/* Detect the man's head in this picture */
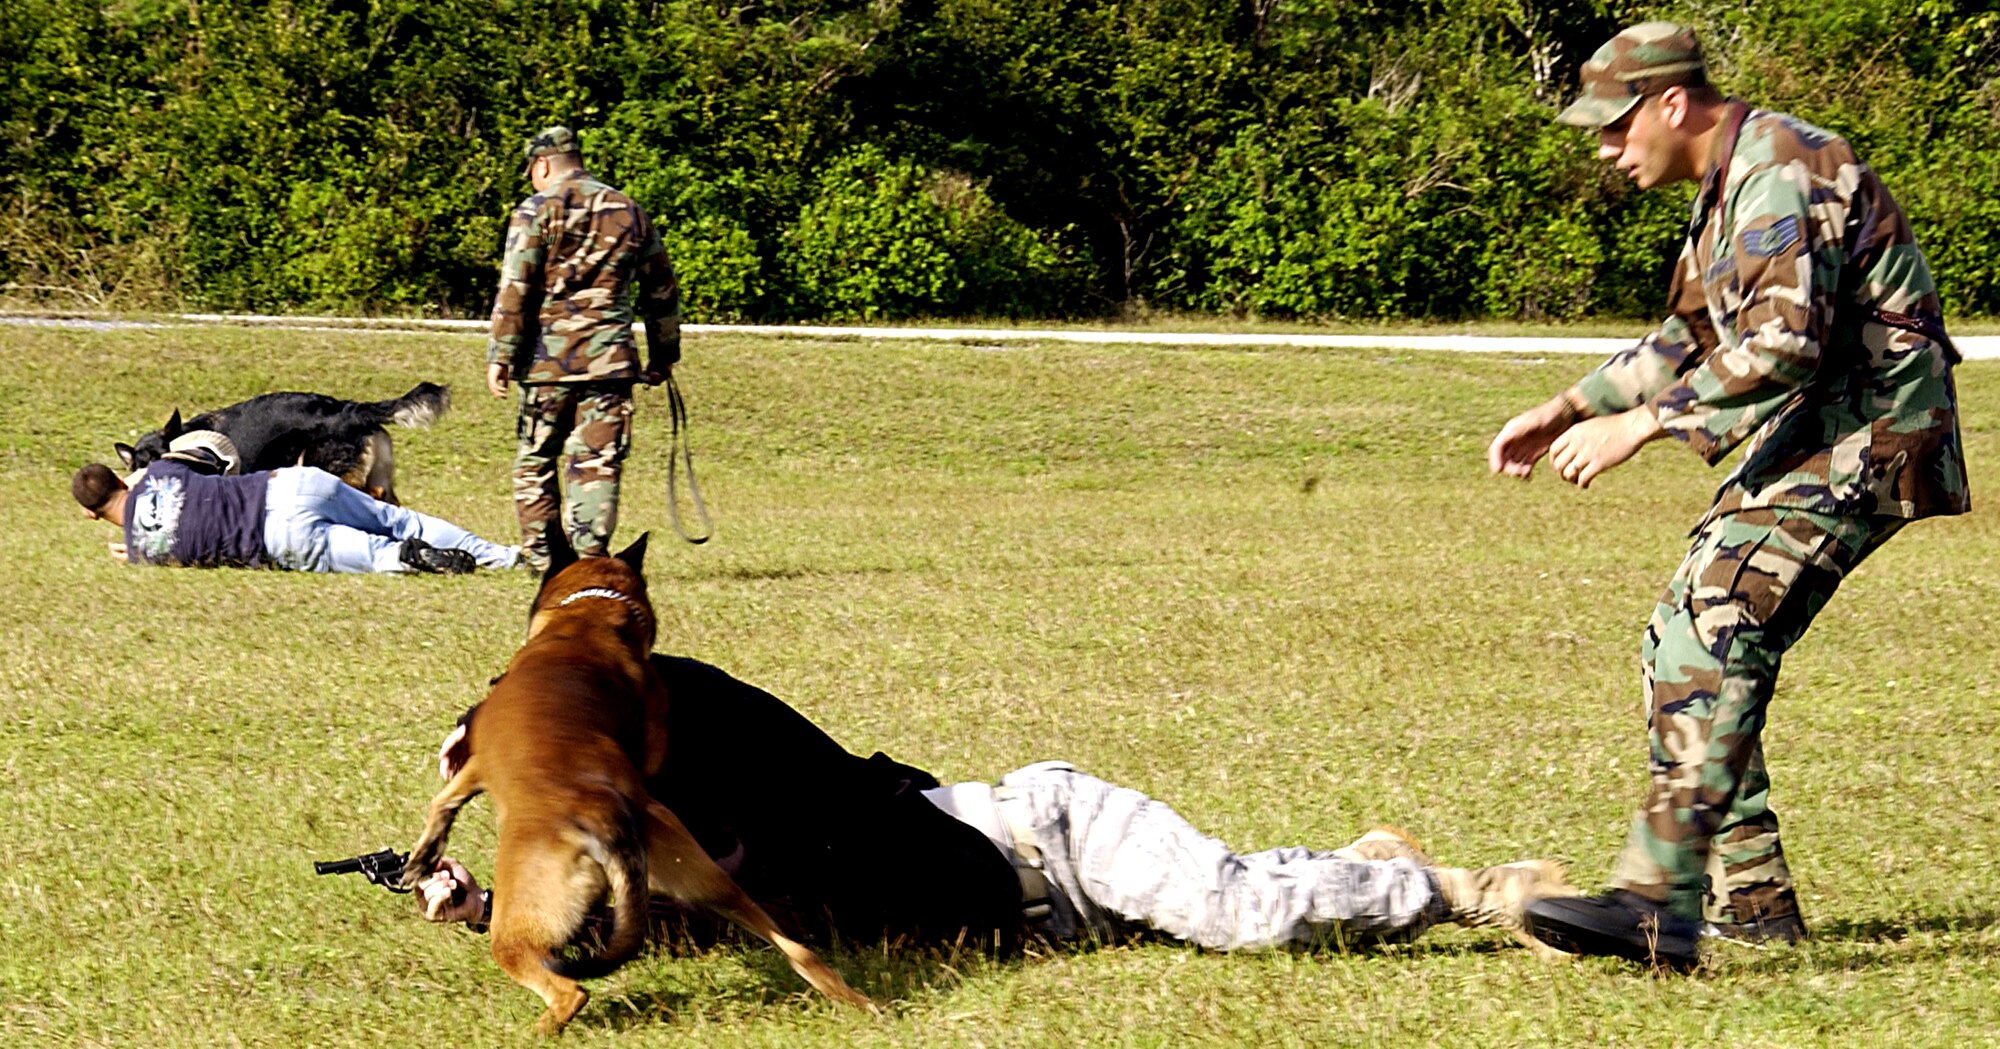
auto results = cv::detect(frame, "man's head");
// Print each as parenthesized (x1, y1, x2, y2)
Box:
(73, 463, 128, 523)
(1558, 22, 1725, 189)
(522, 126, 583, 192)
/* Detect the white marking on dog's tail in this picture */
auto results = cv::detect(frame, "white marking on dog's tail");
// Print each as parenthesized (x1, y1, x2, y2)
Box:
(389, 382, 452, 429)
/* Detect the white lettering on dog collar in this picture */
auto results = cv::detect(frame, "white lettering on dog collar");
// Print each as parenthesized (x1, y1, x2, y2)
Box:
(559, 587, 632, 608)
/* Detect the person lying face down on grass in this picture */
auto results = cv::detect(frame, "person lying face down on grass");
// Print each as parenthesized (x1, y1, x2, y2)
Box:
(410, 654, 1578, 954)
(72, 430, 519, 574)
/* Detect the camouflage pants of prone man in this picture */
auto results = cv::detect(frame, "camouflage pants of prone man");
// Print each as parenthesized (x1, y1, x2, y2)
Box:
(513, 381, 634, 569)
(1606, 506, 1904, 926)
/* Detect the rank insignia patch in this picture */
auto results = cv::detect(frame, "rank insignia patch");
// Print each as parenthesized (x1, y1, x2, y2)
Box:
(1743, 215, 1801, 258)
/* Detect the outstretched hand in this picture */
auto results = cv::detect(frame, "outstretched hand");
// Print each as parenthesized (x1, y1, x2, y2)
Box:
(1487, 395, 1581, 480)
(1547, 406, 1663, 488)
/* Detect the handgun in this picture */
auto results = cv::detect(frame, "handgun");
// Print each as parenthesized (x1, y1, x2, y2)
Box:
(312, 848, 413, 894)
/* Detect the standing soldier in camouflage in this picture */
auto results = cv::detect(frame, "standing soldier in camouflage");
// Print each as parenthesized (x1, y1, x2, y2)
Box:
(1486, 23, 1968, 968)
(486, 126, 681, 569)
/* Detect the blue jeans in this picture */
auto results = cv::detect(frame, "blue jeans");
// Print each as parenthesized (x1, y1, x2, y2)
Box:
(260, 467, 518, 573)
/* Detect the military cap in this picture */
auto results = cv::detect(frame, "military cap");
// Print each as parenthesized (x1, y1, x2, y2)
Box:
(522, 126, 581, 171)
(1557, 22, 1708, 128)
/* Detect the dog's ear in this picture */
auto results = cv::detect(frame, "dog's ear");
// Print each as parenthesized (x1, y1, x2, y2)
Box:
(162, 409, 183, 440)
(614, 532, 649, 574)
(114, 443, 135, 469)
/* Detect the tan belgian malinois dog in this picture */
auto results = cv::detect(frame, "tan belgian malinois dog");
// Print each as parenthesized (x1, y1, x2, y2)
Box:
(399, 530, 875, 1033)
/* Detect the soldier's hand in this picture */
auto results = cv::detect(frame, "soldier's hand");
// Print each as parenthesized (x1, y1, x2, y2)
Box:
(486, 362, 511, 399)
(1488, 395, 1581, 480)
(106, 541, 129, 562)
(640, 368, 666, 388)
(1547, 406, 1663, 488)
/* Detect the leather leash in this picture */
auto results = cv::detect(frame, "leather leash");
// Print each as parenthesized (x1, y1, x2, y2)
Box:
(664, 370, 713, 544)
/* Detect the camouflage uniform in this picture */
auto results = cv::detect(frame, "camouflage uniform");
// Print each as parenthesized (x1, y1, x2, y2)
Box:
(1554, 27, 1969, 926)
(487, 126, 681, 565)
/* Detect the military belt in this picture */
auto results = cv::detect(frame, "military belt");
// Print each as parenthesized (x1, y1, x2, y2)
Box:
(992, 787, 1055, 924)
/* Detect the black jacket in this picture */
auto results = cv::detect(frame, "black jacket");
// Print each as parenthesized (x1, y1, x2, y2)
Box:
(642, 656, 1022, 947)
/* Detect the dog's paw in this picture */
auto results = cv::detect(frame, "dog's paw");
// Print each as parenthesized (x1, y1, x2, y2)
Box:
(534, 987, 589, 1036)
(398, 847, 438, 891)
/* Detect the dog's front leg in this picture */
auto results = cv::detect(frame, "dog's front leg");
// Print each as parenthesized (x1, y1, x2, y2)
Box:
(399, 756, 485, 889)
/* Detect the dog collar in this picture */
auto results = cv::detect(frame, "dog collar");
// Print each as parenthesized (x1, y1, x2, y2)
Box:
(550, 586, 654, 635)
(559, 587, 635, 609)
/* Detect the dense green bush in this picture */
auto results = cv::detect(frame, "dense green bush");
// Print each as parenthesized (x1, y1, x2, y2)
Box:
(1169, 119, 1433, 320)
(1905, 150, 2000, 317)
(0, 0, 1993, 320)
(594, 146, 766, 322)
(784, 145, 1077, 319)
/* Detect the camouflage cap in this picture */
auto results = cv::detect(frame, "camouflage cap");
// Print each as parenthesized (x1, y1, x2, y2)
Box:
(522, 126, 580, 171)
(1556, 22, 1708, 128)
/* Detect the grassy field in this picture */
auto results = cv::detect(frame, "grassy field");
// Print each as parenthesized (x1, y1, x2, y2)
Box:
(3, 324, 1998, 1047)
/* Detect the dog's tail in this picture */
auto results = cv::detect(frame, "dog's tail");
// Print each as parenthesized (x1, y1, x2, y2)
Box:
(364, 382, 452, 429)
(548, 797, 650, 980)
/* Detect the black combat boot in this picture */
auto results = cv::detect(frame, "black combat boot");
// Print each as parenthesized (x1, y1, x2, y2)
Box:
(1523, 889, 1700, 970)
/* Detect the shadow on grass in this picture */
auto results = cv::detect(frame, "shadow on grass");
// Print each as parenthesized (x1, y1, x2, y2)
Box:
(1814, 910, 2000, 942)
(569, 925, 1516, 1031)
(576, 936, 1022, 1031)
(705, 563, 905, 583)
(1695, 911, 2000, 979)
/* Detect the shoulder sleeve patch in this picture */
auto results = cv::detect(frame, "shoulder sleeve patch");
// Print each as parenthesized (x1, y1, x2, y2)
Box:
(1742, 214, 1801, 258)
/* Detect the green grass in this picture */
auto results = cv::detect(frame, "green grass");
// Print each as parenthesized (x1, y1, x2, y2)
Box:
(3, 325, 1998, 1046)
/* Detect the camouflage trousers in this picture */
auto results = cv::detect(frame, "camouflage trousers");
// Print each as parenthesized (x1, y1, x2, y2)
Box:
(1608, 507, 1902, 924)
(991, 762, 1444, 948)
(513, 381, 634, 568)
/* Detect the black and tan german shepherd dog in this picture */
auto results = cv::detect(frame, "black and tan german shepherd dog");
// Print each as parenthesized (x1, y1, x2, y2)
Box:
(114, 382, 450, 504)
(399, 529, 876, 1033)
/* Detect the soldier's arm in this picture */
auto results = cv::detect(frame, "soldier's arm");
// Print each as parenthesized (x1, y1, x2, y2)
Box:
(1645, 162, 1838, 464)
(1567, 238, 1714, 419)
(635, 212, 681, 372)
(486, 203, 548, 370)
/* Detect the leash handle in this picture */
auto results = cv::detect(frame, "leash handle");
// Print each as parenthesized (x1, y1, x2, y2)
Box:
(664, 370, 713, 545)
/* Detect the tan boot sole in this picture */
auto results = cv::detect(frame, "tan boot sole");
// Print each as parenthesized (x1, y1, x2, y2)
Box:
(1334, 825, 1434, 866)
